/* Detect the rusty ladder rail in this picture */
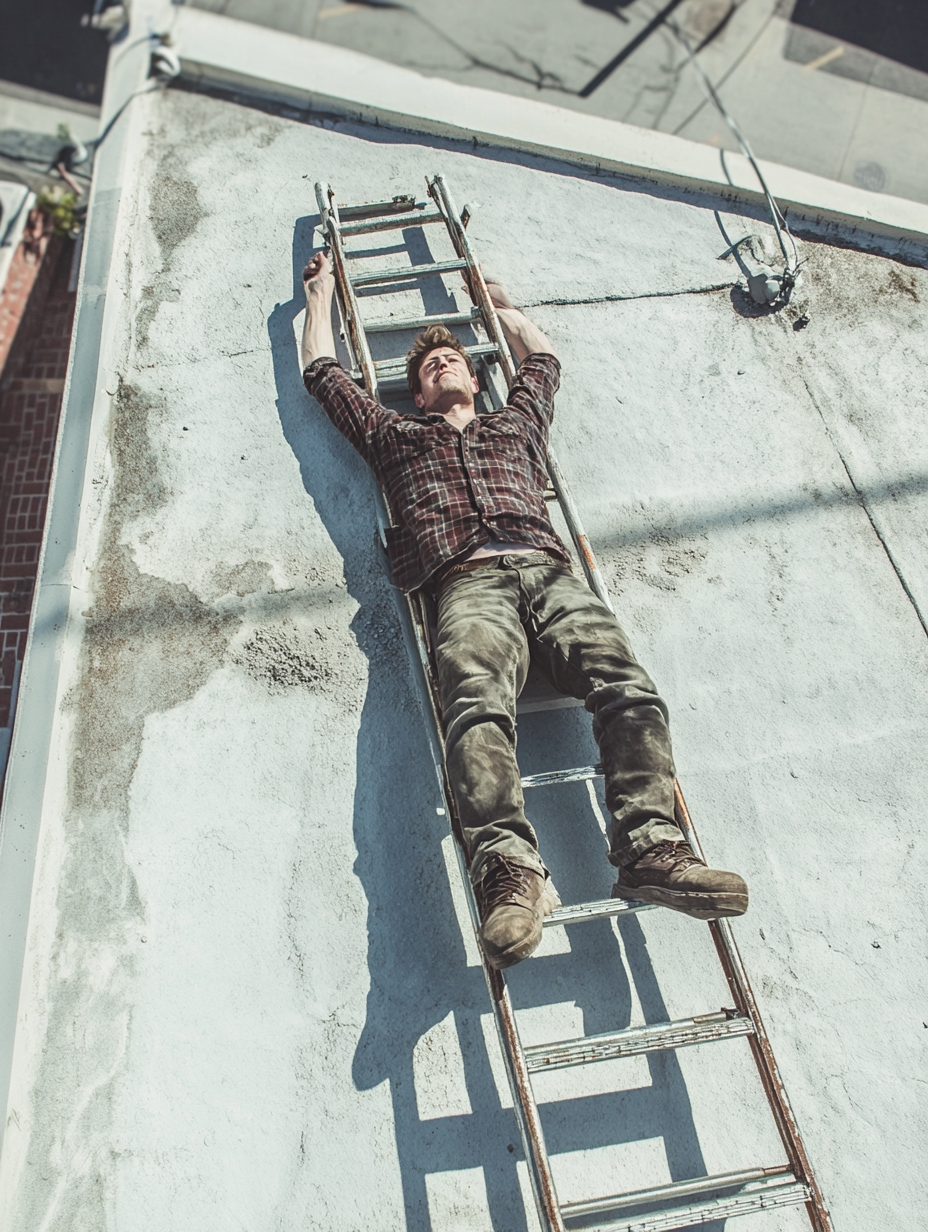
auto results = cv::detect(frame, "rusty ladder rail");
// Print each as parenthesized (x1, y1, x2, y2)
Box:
(313, 174, 834, 1232)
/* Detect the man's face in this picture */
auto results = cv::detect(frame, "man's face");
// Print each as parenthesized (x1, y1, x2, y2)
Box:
(414, 346, 479, 412)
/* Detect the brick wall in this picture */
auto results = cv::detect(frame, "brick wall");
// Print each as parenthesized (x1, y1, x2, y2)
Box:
(0, 235, 77, 770)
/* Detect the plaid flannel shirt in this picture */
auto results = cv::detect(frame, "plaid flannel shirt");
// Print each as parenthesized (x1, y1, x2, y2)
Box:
(303, 352, 571, 592)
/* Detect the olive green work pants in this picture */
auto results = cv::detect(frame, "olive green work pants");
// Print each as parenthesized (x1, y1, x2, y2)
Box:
(434, 553, 684, 884)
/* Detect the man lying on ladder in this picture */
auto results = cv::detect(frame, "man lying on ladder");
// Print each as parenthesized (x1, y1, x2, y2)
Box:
(302, 251, 748, 970)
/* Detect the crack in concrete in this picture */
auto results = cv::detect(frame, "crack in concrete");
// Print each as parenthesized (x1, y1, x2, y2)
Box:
(800, 373, 928, 641)
(522, 280, 734, 309)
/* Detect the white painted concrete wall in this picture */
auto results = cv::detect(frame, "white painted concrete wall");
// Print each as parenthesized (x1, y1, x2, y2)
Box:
(0, 79, 926, 1232)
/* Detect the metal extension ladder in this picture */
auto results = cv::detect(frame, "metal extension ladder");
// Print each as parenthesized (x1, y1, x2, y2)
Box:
(313, 174, 834, 1232)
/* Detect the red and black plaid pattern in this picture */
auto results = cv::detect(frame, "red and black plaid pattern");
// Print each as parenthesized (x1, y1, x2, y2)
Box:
(304, 353, 571, 592)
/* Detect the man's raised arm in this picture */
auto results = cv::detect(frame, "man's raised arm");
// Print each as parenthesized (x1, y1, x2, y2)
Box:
(301, 251, 337, 369)
(478, 275, 558, 363)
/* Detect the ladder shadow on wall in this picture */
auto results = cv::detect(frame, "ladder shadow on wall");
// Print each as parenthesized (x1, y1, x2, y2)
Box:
(268, 214, 724, 1232)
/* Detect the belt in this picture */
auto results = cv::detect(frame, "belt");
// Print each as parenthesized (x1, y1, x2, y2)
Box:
(434, 550, 555, 589)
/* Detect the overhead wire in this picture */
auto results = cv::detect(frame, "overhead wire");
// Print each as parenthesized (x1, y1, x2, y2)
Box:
(663, 7, 801, 299)
(671, 2, 777, 136)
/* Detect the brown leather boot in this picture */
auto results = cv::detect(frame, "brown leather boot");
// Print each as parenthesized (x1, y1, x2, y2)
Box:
(614, 840, 748, 920)
(473, 856, 561, 969)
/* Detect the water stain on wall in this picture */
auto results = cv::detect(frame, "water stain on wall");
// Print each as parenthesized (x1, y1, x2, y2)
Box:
(135, 145, 206, 351)
(11, 372, 238, 1229)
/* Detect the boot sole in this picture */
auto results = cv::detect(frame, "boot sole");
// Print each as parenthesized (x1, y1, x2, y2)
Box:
(483, 880, 562, 970)
(613, 882, 748, 921)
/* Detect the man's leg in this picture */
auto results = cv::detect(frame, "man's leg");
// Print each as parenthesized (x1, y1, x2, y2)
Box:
(434, 561, 560, 966)
(517, 557, 748, 919)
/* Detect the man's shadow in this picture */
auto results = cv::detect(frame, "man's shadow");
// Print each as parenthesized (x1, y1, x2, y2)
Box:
(267, 214, 723, 1232)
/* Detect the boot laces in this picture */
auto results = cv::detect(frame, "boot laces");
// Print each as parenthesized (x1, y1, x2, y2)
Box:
(649, 840, 702, 872)
(477, 858, 530, 912)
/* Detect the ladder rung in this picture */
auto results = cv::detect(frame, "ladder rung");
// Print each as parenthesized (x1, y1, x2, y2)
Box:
(373, 341, 498, 373)
(339, 208, 445, 236)
(338, 195, 420, 221)
(575, 1178, 809, 1232)
(364, 307, 481, 334)
(351, 342, 501, 387)
(371, 371, 419, 389)
(523, 1010, 753, 1072)
(560, 1164, 794, 1220)
(543, 897, 655, 928)
(351, 257, 468, 287)
(521, 764, 602, 789)
(517, 695, 584, 714)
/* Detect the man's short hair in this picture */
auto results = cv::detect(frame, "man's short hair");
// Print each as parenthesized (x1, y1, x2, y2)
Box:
(405, 324, 475, 395)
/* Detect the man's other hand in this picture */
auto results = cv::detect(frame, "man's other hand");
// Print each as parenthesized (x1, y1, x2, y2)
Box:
(300, 251, 337, 367)
(461, 266, 514, 311)
(303, 251, 335, 300)
(484, 275, 515, 311)
(461, 266, 556, 362)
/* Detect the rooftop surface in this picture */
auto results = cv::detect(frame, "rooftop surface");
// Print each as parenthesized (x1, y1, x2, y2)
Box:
(0, 7, 925, 1230)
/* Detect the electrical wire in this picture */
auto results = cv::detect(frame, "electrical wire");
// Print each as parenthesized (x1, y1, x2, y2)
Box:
(664, 12, 800, 296)
(671, 2, 777, 136)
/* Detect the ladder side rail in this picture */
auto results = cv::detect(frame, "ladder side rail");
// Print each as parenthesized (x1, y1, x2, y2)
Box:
(674, 783, 835, 1232)
(427, 176, 617, 617)
(315, 182, 378, 396)
(478, 258, 834, 1230)
(545, 445, 615, 614)
(452, 836, 567, 1232)
(319, 184, 395, 550)
(313, 183, 359, 376)
(425, 178, 613, 617)
(427, 174, 517, 389)
(315, 179, 831, 1232)
(322, 186, 566, 1232)
(399, 595, 566, 1232)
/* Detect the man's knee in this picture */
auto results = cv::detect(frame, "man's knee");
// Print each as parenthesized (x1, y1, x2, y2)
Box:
(590, 683, 671, 737)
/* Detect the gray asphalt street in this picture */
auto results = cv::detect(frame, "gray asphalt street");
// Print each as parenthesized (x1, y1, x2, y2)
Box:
(186, 0, 928, 206)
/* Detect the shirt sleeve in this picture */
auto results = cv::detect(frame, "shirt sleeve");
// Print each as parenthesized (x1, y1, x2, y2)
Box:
(505, 353, 561, 432)
(303, 357, 393, 464)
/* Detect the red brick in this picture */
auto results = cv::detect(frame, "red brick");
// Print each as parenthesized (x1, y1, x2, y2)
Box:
(0, 235, 76, 791)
